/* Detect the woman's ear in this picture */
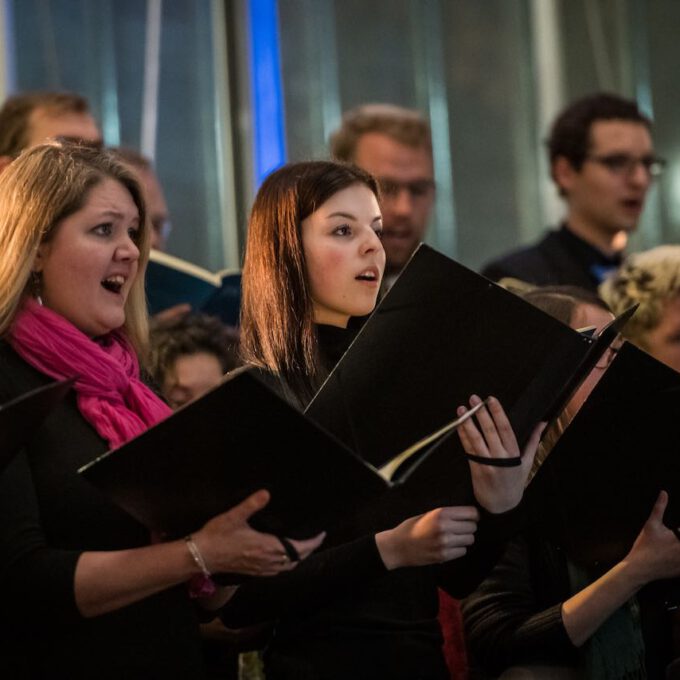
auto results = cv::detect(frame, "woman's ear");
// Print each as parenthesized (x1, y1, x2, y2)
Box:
(32, 242, 49, 273)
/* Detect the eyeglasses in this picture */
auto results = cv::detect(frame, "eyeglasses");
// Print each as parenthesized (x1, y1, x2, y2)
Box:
(378, 178, 435, 200)
(585, 153, 666, 178)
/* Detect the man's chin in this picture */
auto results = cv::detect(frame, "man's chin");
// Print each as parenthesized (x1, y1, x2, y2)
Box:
(384, 244, 418, 273)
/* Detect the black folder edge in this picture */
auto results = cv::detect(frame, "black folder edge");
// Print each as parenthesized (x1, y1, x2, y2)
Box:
(306, 244, 636, 456)
(526, 341, 680, 573)
(541, 303, 637, 422)
(77, 368, 392, 539)
(1, 377, 75, 473)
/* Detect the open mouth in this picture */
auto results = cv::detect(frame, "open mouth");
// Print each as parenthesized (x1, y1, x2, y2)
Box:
(356, 269, 379, 282)
(101, 275, 126, 294)
(622, 198, 642, 211)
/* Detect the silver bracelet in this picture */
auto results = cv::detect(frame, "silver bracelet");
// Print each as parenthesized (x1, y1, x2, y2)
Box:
(184, 535, 211, 578)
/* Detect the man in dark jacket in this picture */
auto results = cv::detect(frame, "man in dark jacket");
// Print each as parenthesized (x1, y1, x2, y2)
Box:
(482, 93, 664, 291)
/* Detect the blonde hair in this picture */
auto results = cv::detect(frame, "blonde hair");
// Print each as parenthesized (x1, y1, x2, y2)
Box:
(330, 104, 432, 162)
(599, 245, 680, 351)
(0, 142, 151, 355)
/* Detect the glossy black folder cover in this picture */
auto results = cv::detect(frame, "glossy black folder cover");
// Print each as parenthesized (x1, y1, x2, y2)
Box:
(1, 378, 74, 473)
(79, 369, 388, 540)
(306, 244, 626, 475)
(526, 341, 680, 570)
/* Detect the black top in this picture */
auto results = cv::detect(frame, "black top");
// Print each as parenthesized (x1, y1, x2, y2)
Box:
(462, 531, 674, 678)
(481, 225, 623, 292)
(220, 324, 520, 680)
(0, 342, 204, 679)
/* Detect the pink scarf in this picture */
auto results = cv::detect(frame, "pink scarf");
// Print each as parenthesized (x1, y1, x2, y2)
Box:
(10, 299, 171, 449)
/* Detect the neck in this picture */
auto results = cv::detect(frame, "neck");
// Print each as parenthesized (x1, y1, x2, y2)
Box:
(565, 213, 628, 257)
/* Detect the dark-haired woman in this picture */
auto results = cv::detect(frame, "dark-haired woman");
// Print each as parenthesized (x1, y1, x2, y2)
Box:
(220, 160, 544, 679)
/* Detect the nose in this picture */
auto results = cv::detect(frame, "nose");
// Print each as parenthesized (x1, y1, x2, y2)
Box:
(360, 225, 384, 255)
(385, 187, 414, 217)
(628, 161, 652, 189)
(115, 232, 140, 261)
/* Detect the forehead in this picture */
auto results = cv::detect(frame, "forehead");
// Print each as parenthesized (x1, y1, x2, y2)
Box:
(353, 132, 433, 180)
(308, 183, 380, 218)
(75, 178, 139, 219)
(588, 120, 652, 153)
(571, 303, 614, 332)
(27, 106, 102, 147)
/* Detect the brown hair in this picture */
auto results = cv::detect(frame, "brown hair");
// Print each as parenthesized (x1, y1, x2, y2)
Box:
(330, 104, 432, 162)
(0, 91, 94, 158)
(240, 160, 379, 402)
(0, 142, 151, 355)
(521, 286, 612, 478)
(149, 313, 240, 391)
(547, 93, 651, 196)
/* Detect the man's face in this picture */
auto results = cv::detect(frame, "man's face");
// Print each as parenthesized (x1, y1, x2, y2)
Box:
(26, 106, 102, 148)
(136, 166, 171, 250)
(557, 120, 655, 240)
(353, 132, 434, 274)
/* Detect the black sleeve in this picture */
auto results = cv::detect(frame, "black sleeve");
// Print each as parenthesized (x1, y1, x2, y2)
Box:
(435, 504, 521, 598)
(460, 534, 577, 674)
(220, 534, 387, 627)
(0, 450, 83, 625)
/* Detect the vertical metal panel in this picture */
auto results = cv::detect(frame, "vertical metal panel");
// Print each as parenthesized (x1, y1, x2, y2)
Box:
(141, 0, 162, 160)
(248, 0, 287, 186)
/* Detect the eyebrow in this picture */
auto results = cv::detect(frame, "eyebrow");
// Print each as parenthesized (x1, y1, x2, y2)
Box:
(96, 209, 139, 223)
(326, 211, 383, 223)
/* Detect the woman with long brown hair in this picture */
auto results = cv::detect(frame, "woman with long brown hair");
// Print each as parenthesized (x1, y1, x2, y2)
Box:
(222, 160, 543, 679)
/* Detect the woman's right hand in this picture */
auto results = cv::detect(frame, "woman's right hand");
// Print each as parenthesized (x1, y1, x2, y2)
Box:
(623, 490, 680, 586)
(193, 490, 325, 577)
(375, 506, 479, 570)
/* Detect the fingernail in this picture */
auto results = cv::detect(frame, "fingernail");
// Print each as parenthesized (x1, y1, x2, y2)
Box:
(470, 394, 481, 405)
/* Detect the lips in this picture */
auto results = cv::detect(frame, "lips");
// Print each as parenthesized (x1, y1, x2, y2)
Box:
(621, 198, 643, 212)
(101, 274, 127, 294)
(355, 266, 380, 282)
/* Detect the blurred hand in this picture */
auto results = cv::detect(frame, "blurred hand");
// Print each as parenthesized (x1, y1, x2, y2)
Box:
(193, 490, 325, 577)
(375, 505, 479, 570)
(457, 395, 545, 514)
(624, 491, 680, 586)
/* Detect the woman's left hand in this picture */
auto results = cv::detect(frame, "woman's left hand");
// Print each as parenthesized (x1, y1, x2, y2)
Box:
(457, 395, 546, 514)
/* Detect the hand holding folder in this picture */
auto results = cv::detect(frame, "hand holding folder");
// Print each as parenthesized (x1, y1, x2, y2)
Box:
(79, 369, 489, 543)
(526, 342, 680, 573)
(457, 395, 547, 514)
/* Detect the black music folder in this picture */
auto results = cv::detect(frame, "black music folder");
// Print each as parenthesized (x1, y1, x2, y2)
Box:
(526, 341, 680, 571)
(305, 245, 633, 512)
(78, 369, 480, 540)
(1, 378, 74, 473)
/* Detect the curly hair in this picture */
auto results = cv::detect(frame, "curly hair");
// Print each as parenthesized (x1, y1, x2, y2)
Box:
(149, 313, 240, 390)
(599, 246, 680, 351)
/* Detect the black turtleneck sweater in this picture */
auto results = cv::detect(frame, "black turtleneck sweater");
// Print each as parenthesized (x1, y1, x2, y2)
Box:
(220, 324, 519, 680)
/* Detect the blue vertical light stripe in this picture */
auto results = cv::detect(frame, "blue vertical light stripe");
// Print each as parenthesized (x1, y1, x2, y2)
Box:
(248, 0, 287, 187)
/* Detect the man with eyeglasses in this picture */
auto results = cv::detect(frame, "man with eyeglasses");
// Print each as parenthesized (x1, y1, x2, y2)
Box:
(0, 91, 102, 174)
(482, 93, 663, 291)
(330, 104, 435, 286)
